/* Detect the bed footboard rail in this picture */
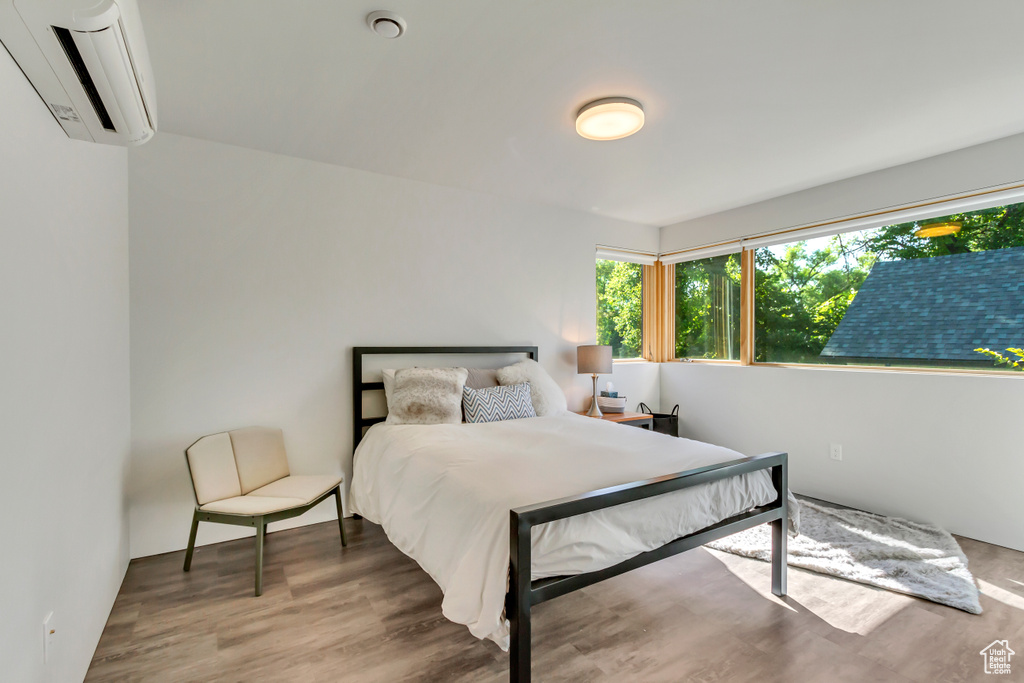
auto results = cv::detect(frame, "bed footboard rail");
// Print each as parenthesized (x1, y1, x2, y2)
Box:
(508, 451, 788, 683)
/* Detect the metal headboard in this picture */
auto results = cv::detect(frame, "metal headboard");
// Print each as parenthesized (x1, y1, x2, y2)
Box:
(352, 346, 539, 453)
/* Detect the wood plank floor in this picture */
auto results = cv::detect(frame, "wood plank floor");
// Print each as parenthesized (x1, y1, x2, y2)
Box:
(87, 518, 1024, 682)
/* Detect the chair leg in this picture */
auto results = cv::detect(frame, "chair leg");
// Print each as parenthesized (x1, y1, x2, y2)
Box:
(183, 510, 199, 572)
(255, 516, 266, 596)
(334, 486, 347, 547)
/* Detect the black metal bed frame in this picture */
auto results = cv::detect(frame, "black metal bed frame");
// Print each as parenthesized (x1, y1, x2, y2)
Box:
(352, 346, 788, 683)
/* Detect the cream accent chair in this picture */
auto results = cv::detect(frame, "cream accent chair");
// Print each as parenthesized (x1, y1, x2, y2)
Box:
(183, 426, 346, 595)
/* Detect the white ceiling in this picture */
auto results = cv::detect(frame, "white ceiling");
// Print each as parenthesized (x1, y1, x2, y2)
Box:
(138, 0, 1024, 227)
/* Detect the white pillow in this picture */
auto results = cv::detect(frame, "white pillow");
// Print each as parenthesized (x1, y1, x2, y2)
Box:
(382, 369, 396, 410)
(387, 367, 469, 425)
(496, 359, 567, 417)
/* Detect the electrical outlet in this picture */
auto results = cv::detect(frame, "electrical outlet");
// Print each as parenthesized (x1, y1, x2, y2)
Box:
(830, 443, 843, 461)
(43, 612, 55, 664)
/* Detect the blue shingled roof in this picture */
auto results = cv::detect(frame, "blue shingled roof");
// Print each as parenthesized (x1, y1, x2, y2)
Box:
(820, 247, 1024, 363)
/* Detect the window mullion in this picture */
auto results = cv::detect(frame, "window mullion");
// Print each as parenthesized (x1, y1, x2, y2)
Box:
(740, 248, 754, 366)
(641, 264, 654, 361)
(641, 261, 675, 362)
(661, 262, 675, 362)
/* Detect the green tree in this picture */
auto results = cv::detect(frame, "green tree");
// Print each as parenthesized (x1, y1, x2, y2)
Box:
(852, 204, 1024, 260)
(974, 347, 1023, 370)
(596, 259, 642, 358)
(752, 202, 1024, 364)
(675, 254, 740, 359)
(754, 241, 869, 362)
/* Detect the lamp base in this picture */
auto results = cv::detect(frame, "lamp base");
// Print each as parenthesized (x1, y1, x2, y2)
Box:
(586, 374, 603, 417)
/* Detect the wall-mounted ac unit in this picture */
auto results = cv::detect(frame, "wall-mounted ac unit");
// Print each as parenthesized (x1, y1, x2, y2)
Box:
(0, 0, 157, 146)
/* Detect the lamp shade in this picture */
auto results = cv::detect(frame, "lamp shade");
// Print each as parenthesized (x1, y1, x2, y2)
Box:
(577, 345, 613, 374)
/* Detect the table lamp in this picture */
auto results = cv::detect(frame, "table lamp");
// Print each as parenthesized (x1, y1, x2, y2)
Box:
(577, 345, 613, 417)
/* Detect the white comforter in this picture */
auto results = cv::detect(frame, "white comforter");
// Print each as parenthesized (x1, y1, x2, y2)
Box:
(350, 412, 776, 650)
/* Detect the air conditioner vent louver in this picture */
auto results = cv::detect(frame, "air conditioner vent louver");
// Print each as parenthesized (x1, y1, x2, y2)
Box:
(52, 26, 116, 131)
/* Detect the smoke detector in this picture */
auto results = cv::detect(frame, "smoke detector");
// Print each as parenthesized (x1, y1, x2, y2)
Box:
(367, 11, 406, 39)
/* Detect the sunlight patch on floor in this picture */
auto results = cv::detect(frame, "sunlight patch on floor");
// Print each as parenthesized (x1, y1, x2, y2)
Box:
(702, 548, 796, 611)
(705, 547, 912, 635)
(978, 579, 1024, 611)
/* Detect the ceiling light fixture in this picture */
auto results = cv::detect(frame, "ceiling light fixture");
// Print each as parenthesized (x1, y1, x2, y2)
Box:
(367, 10, 406, 39)
(914, 221, 962, 238)
(575, 97, 645, 141)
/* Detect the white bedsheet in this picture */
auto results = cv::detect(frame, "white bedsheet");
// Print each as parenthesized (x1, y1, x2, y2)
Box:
(350, 412, 777, 650)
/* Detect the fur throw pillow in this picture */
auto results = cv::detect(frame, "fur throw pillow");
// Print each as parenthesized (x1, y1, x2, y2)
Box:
(496, 359, 567, 417)
(388, 367, 468, 425)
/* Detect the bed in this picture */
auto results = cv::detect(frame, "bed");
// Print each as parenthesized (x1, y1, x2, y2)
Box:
(350, 346, 788, 683)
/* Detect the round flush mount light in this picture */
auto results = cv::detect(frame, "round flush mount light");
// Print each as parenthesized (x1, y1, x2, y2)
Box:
(575, 97, 645, 141)
(914, 221, 962, 238)
(367, 10, 406, 39)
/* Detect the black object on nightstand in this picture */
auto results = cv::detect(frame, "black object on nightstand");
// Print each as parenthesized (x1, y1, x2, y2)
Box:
(638, 403, 680, 437)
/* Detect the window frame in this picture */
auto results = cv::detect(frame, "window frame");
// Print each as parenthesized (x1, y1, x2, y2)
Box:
(595, 251, 652, 362)
(665, 252, 745, 364)
(652, 183, 1024, 377)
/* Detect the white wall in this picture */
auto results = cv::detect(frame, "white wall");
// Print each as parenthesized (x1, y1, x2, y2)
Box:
(127, 133, 660, 558)
(659, 134, 1024, 551)
(661, 131, 1024, 251)
(607, 362, 661, 413)
(662, 364, 1023, 550)
(0, 54, 131, 682)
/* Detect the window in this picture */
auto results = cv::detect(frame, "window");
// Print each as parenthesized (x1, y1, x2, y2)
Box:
(754, 202, 1024, 370)
(596, 258, 643, 359)
(674, 253, 741, 360)
(599, 190, 1024, 373)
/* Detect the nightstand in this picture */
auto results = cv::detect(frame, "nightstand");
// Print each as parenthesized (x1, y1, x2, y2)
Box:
(576, 410, 653, 430)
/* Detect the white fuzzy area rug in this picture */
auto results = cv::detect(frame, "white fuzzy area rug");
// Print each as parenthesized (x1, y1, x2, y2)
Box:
(706, 498, 982, 614)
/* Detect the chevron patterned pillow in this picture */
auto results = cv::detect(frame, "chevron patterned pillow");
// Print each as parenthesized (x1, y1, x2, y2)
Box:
(463, 383, 537, 424)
